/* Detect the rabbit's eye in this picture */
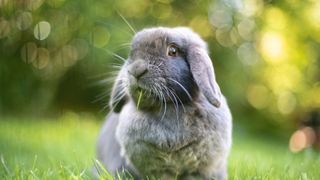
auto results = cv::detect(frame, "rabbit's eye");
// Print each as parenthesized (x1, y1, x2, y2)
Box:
(167, 45, 178, 57)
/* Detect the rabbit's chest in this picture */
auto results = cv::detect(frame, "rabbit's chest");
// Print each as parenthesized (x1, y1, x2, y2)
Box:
(128, 139, 210, 176)
(124, 118, 210, 175)
(122, 111, 204, 152)
(117, 111, 213, 175)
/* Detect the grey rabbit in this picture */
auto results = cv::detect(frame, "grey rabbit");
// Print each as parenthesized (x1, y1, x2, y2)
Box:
(97, 27, 232, 180)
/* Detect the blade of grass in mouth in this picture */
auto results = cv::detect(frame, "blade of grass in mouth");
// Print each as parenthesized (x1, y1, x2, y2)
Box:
(137, 90, 143, 110)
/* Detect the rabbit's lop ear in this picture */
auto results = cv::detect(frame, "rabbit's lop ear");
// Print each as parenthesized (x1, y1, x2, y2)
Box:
(187, 45, 222, 108)
(109, 71, 128, 113)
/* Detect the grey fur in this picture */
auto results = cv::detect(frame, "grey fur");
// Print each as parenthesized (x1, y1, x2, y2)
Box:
(97, 27, 232, 179)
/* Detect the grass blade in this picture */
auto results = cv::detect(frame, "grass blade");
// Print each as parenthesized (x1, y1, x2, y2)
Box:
(1, 155, 12, 176)
(93, 159, 113, 180)
(136, 90, 143, 110)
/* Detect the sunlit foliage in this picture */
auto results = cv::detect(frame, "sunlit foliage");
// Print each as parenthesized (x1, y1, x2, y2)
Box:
(0, 0, 319, 132)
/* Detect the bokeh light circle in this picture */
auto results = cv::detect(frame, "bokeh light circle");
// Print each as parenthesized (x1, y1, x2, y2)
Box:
(216, 27, 233, 47)
(289, 130, 307, 153)
(60, 45, 78, 67)
(21, 42, 37, 64)
(26, 0, 44, 11)
(246, 84, 270, 109)
(0, 0, 9, 7)
(92, 26, 110, 48)
(34, 21, 51, 40)
(237, 42, 259, 65)
(46, 0, 66, 8)
(33, 48, 50, 69)
(16, 11, 33, 31)
(237, 19, 255, 41)
(0, 18, 11, 39)
(70, 38, 89, 60)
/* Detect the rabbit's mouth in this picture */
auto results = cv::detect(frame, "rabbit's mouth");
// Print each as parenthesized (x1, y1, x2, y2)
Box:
(131, 85, 159, 100)
(129, 85, 164, 111)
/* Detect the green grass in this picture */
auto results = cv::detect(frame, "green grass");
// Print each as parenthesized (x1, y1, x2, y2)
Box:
(0, 113, 101, 179)
(0, 115, 319, 179)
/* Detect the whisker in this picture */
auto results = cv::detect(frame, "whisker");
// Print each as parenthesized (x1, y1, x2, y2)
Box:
(118, 42, 132, 46)
(157, 61, 164, 67)
(94, 20, 133, 37)
(153, 84, 164, 114)
(107, 93, 126, 112)
(91, 76, 124, 86)
(100, 48, 127, 63)
(112, 89, 127, 104)
(94, 82, 127, 104)
(110, 65, 123, 70)
(115, 42, 131, 48)
(161, 92, 167, 121)
(167, 87, 186, 112)
(168, 78, 192, 100)
(87, 72, 111, 80)
(93, 92, 109, 103)
(116, 10, 136, 34)
(167, 86, 186, 113)
(111, 53, 127, 63)
(166, 86, 183, 129)
(162, 85, 179, 121)
(108, 84, 128, 108)
(157, 85, 167, 121)
(110, 63, 124, 67)
(113, 43, 131, 51)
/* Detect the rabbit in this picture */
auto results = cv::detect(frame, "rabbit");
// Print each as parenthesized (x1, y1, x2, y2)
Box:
(96, 27, 232, 180)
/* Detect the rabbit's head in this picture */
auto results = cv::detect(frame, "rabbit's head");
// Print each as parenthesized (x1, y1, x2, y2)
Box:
(110, 27, 221, 112)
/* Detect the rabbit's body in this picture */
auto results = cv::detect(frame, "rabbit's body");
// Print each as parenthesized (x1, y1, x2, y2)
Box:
(97, 27, 232, 179)
(116, 97, 231, 179)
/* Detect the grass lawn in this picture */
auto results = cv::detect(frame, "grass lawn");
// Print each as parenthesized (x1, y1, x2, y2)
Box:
(0, 114, 319, 179)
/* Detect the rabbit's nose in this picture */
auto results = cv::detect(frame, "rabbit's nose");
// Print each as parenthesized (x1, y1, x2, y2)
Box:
(127, 60, 148, 79)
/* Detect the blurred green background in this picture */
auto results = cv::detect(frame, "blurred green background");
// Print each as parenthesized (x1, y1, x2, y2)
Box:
(1, 0, 320, 178)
